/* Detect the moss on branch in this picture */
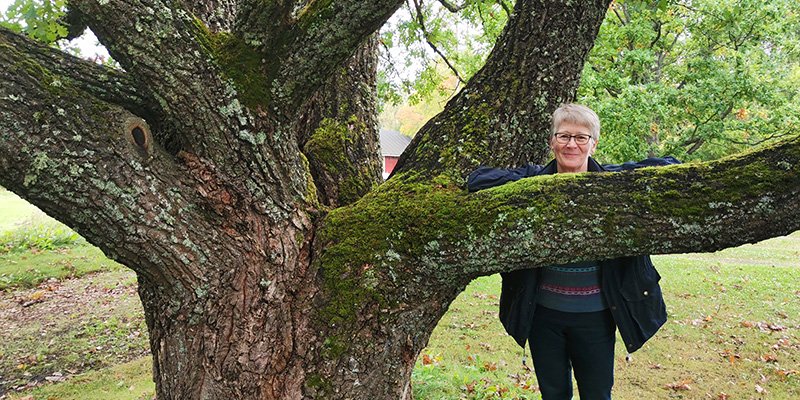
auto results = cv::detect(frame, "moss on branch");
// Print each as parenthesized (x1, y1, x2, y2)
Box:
(304, 116, 378, 206)
(314, 135, 800, 330)
(191, 18, 271, 109)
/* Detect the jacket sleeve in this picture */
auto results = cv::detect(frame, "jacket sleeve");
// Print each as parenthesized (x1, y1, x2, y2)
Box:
(602, 156, 681, 172)
(467, 164, 544, 192)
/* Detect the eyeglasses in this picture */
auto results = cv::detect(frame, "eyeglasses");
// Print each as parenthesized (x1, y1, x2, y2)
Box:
(554, 132, 593, 145)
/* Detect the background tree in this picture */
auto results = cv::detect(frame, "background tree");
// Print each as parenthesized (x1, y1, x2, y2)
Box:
(1, 0, 799, 399)
(380, 0, 800, 162)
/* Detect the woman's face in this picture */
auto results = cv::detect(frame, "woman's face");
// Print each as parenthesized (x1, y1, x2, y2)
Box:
(549, 121, 598, 173)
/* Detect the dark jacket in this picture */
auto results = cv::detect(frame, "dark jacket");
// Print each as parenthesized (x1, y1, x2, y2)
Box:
(467, 156, 680, 353)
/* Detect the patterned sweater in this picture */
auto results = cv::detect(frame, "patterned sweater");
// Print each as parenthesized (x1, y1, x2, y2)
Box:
(536, 261, 607, 313)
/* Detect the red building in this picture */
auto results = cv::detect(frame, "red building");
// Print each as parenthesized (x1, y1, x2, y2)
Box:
(380, 129, 412, 179)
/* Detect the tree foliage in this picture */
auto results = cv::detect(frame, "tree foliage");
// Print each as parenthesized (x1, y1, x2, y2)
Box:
(0, 0, 67, 42)
(381, 0, 800, 162)
(581, 0, 800, 162)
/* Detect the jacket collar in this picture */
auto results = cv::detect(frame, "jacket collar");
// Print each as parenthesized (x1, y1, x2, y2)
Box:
(539, 157, 604, 175)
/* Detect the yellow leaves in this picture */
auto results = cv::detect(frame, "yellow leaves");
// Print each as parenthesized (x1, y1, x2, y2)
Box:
(720, 349, 741, 364)
(29, 290, 45, 301)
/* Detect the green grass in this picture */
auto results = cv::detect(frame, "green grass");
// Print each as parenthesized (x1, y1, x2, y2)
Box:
(6, 357, 154, 400)
(0, 244, 123, 290)
(0, 191, 120, 290)
(412, 232, 800, 399)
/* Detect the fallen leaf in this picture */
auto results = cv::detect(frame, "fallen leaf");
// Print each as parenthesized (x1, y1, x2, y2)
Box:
(665, 380, 692, 391)
(755, 384, 767, 394)
(464, 381, 476, 394)
(767, 323, 786, 332)
(717, 392, 730, 400)
(761, 354, 778, 363)
(776, 369, 798, 378)
(421, 354, 433, 365)
(483, 361, 497, 371)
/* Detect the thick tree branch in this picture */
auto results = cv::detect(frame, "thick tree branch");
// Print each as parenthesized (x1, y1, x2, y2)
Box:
(393, 0, 612, 180)
(269, 0, 404, 112)
(71, 0, 310, 216)
(0, 42, 229, 286)
(69, 0, 245, 152)
(0, 27, 151, 118)
(320, 136, 800, 290)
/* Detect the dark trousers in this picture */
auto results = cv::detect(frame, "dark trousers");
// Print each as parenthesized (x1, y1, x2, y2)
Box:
(529, 306, 616, 400)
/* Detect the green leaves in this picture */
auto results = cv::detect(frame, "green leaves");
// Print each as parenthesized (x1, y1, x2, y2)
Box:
(1, 0, 68, 43)
(379, 0, 512, 105)
(382, 0, 800, 164)
(579, 0, 800, 163)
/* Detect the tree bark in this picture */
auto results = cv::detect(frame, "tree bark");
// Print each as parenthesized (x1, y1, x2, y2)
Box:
(1, 0, 799, 399)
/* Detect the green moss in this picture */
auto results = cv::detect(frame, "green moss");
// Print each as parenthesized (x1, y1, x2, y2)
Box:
(305, 118, 353, 175)
(313, 173, 556, 328)
(190, 17, 271, 109)
(304, 116, 377, 206)
(305, 373, 333, 396)
(321, 336, 347, 359)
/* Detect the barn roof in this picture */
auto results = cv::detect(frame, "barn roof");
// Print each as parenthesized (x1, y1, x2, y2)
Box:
(380, 129, 412, 157)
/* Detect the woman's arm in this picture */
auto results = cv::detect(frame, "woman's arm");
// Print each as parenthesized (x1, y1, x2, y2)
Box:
(467, 164, 544, 192)
(602, 156, 681, 172)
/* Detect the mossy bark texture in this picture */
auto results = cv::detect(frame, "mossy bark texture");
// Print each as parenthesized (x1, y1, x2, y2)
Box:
(1, 0, 798, 399)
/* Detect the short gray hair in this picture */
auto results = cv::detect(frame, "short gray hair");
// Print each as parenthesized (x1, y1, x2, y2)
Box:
(551, 103, 600, 142)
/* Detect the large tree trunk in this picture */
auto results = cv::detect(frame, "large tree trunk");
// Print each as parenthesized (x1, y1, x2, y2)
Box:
(2, 0, 799, 399)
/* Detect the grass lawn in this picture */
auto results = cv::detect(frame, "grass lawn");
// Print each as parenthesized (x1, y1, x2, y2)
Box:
(413, 233, 800, 399)
(0, 190, 40, 231)
(1, 190, 122, 290)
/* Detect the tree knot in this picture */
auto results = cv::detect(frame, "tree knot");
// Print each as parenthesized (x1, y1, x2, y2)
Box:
(124, 117, 152, 155)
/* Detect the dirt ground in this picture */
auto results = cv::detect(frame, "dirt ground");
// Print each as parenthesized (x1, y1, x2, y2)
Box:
(0, 270, 148, 397)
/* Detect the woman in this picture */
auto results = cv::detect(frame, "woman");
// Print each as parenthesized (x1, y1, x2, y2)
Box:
(467, 104, 679, 399)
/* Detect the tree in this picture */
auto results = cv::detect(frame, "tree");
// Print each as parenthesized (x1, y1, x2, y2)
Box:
(1, 0, 799, 399)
